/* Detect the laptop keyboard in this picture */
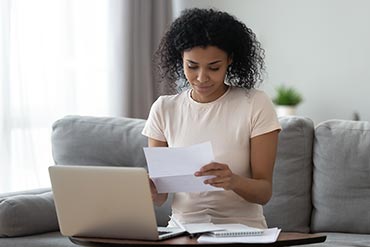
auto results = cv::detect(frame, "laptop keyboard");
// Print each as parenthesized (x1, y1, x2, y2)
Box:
(158, 230, 172, 235)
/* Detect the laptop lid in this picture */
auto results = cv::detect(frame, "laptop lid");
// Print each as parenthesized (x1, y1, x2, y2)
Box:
(49, 165, 182, 240)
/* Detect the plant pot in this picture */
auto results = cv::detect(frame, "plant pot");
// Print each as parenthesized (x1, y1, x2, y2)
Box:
(275, 105, 296, 117)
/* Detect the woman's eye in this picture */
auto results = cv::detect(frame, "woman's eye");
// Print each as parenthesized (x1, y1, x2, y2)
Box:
(209, 67, 220, 71)
(187, 65, 198, 70)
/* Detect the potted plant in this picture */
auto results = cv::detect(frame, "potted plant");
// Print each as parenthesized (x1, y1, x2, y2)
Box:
(272, 85, 303, 116)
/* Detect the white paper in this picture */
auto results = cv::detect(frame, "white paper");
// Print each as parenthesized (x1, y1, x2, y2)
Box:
(151, 174, 218, 193)
(143, 142, 223, 193)
(197, 228, 281, 244)
(183, 223, 225, 234)
(159, 224, 225, 236)
(169, 216, 227, 235)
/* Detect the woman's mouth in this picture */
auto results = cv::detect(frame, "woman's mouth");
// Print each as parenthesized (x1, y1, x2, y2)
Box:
(194, 84, 213, 92)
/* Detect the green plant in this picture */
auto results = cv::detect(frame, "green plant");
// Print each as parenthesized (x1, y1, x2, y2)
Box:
(273, 85, 302, 106)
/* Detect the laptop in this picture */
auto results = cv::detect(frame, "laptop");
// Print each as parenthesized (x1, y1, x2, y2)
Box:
(49, 165, 184, 240)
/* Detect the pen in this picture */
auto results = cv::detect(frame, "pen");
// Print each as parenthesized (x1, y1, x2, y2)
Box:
(189, 233, 201, 239)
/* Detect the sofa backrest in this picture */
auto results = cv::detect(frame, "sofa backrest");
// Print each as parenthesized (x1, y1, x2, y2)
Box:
(52, 115, 148, 168)
(311, 120, 370, 234)
(263, 116, 314, 233)
(51, 116, 174, 226)
(51, 115, 316, 230)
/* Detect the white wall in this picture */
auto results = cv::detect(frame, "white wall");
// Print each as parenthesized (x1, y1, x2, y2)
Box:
(173, 0, 370, 124)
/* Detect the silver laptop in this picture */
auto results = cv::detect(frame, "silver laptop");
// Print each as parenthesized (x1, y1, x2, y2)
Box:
(49, 165, 184, 240)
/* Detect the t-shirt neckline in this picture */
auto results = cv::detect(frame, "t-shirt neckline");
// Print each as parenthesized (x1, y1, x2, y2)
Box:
(187, 86, 231, 107)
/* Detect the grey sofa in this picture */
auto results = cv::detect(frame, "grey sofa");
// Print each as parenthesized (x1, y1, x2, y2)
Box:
(0, 115, 369, 247)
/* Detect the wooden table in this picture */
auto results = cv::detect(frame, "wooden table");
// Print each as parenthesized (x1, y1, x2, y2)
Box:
(70, 232, 326, 247)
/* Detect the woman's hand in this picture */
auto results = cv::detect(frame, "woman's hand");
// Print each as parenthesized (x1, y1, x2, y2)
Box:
(149, 178, 168, 206)
(194, 130, 279, 205)
(194, 162, 237, 190)
(149, 178, 158, 200)
(147, 138, 169, 206)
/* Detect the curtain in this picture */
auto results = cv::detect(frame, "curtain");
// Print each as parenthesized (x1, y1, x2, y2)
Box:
(0, 0, 111, 193)
(0, 0, 173, 193)
(0, 0, 11, 191)
(107, 0, 173, 119)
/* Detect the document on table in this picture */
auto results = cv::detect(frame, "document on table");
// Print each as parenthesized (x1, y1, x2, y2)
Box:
(143, 142, 223, 193)
(169, 216, 226, 235)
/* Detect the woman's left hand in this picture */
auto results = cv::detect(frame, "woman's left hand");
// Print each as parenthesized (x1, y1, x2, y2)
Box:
(194, 162, 237, 190)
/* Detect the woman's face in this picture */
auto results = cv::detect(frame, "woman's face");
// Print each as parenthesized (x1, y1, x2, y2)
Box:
(183, 46, 232, 103)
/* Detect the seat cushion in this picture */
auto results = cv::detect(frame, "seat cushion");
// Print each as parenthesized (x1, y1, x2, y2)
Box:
(299, 232, 370, 247)
(311, 120, 370, 233)
(263, 116, 314, 233)
(0, 231, 76, 247)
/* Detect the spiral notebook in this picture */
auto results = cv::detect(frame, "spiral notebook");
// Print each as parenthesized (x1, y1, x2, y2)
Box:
(198, 227, 281, 244)
(207, 224, 264, 237)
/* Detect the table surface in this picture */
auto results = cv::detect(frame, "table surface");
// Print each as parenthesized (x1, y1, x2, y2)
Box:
(70, 232, 327, 247)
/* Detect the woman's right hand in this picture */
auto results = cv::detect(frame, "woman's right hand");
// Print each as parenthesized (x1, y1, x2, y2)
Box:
(149, 178, 168, 206)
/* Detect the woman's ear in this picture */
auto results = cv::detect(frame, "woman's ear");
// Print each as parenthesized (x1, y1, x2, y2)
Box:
(227, 55, 233, 66)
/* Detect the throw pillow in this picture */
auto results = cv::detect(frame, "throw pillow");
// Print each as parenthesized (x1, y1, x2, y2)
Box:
(311, 120, 370, 233)
(0, 189, 59, 237)
(263, 116, 314, 233)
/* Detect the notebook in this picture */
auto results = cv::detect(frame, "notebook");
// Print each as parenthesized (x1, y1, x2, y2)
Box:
(206, 224, 264, 237)
(198, 228, 281, 244)
(48, 165, 184, 240)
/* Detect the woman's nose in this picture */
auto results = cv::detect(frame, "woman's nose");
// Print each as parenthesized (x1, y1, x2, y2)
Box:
(197, 69, 209, 83)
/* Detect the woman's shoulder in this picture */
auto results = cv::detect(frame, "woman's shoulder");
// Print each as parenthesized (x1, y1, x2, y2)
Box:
(157, 90, 187, 102)
(152, 90, 188, 108)
(230, 87, 270, 101)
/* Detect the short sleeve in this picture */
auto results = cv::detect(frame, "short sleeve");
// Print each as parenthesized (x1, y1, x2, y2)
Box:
(250, 91, 281, 138)
(142, 97, 167, 142)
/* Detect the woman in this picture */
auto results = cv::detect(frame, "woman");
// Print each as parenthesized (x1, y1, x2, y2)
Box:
(142, 8, 281, 229)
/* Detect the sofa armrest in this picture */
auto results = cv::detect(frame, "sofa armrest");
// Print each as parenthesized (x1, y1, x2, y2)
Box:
(0, 188, 59, 237)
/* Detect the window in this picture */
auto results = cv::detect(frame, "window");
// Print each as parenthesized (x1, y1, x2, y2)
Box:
(0, 0, 111, 192)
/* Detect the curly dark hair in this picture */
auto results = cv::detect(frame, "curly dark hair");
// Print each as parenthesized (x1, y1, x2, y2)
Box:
(154, 8, 265, 94)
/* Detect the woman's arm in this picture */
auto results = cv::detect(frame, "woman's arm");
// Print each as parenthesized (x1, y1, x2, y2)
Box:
(194, 130, 279, 205)
(148, 137, 169, 206)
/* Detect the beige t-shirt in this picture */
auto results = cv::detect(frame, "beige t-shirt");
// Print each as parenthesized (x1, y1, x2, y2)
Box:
(142, 86, 281, 228)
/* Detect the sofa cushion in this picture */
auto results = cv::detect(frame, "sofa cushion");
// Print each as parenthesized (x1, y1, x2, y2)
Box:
(263, 116, 314, 233)
(314, 232, 370, 247)
(0, 231, 76, 247)
(0, 188, 59, 237)
(52, 115, 148, 168)
(311, 120, 370, 234)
